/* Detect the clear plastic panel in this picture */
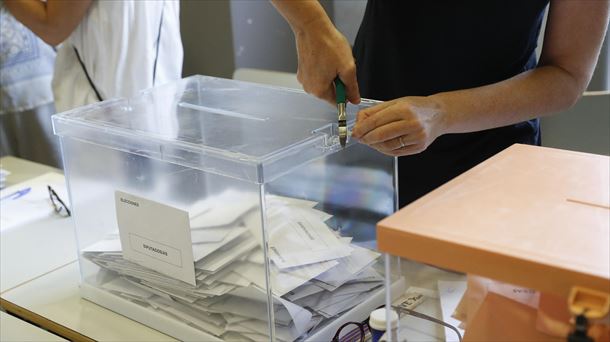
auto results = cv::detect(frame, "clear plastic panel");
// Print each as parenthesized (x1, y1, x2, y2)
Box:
(63, 138, 273, 341)
(53, 76, 374, 183)
(57, 76, 401, 341)
(383, 256, 467, 342)
(263, 144, 396, 341)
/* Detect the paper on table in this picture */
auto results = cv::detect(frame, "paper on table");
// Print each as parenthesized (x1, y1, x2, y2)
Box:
(0, 173, 67, 232)
(437, 281, 467, 342)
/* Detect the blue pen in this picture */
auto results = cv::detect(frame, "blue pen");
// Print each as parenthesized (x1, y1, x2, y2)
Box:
(0, 187, 31, 201)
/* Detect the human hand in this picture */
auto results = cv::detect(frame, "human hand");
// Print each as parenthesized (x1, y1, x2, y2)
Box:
(352, 96, 447, 156)
(294, 18, 360, 105)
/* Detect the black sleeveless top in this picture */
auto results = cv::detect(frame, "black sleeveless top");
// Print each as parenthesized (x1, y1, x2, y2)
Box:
(353, 0, 549, 207)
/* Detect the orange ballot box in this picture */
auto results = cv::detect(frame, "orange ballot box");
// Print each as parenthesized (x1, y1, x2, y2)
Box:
(377, 144, 609, 341)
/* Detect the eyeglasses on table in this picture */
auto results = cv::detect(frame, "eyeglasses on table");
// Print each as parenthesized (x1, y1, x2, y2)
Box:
(48, 185, 71, 217)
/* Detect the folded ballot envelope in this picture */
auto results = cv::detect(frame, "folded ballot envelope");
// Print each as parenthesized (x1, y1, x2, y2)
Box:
(377, 144, 609, 341)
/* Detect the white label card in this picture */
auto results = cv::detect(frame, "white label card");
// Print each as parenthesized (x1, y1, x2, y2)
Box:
(115, 191, 196, 285)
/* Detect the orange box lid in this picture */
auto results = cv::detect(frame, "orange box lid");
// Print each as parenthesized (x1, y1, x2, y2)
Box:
(377, 144, 609, 298)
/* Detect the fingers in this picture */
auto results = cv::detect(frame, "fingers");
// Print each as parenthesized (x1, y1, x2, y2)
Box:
(353, 103, 405, 138)
(302, 86, 334, 105)
(388, 143, 426, 156)
(320, 84, 335, 105)
(369, 135, 404, 151)
(338, 62, 360, 104)
(302, 65, 359, 105)
(299, 71, 336, 105)
(355, 100, 396, 123)
(361, 121, 423, 145)
(373, 142, 426, 157)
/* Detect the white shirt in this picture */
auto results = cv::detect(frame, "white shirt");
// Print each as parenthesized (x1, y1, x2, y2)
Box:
(52, 0, 183, 113)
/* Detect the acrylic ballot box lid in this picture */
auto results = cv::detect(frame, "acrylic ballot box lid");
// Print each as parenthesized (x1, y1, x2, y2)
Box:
(377, 144, 610, 298)
(52, 75, 370, 183)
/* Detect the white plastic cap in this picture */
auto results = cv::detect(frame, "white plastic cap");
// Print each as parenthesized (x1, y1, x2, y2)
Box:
(368, 308, 399, 331)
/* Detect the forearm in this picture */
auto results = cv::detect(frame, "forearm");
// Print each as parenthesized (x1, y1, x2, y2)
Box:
(271, 0, 361, 104)
(270, 0, 332, 34)
(436, 0, 609, 135)
(434, 65, 585, 134)
(5, 0, 91, 46)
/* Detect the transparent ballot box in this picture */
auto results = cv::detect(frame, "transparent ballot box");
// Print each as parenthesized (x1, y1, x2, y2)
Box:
(53, 76, 400, 341)
(378, 145, 610, 342)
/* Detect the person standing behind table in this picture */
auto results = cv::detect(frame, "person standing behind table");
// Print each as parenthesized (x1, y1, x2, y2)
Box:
(5, 0, 183, 113)
(0, 3, 60, 167)
(271, 0, 609, 207)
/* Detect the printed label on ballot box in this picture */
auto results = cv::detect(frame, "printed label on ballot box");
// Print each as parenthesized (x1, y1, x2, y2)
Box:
(115, 190, 196, 285)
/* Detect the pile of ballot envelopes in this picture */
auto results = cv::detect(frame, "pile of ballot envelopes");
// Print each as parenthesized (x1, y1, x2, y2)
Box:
(83, 190, 383, 341)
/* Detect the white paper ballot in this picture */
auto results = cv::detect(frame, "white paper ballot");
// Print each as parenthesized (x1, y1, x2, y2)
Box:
(191, 226, 234, 244)
(189, 189, 259, 228)
(267, 206, 352, 269)
(314, 244, 380, 289)
(101, 276, 153, 300)
(284, 283, 325, 302)
(116, 190, 196, 285)
(192, 226, 249, 262)
(231, 259, 337, 297)
(277, 296, 312, 336)
(195, 232, 258, 273)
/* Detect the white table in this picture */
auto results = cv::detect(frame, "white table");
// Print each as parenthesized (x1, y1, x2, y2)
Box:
(0, 156, 76, 293)
(1, 262, 174, 341)
(0, 156, 173, 341)
(1, 259, 460, 342)
(1, 311, 67, 342)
